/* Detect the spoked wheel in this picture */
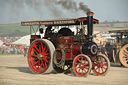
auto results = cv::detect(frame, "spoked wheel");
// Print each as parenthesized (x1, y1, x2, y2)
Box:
(119, 44, 128, 68)
(72, 54, 92, 77)
(92, 53, 110, 76)
(28, 39, 55, 74)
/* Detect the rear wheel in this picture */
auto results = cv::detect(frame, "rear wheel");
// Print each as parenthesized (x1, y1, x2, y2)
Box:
(119, 44, 128, 68)
(28, 39, 55, 74)
(92, 53, 110, 76)
(72, 54, 92, 77)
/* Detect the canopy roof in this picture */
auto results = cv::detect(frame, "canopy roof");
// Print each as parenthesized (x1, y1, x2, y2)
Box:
(21, 17, 99, 26)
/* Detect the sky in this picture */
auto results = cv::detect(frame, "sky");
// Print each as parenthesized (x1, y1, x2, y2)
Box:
(0, 0, 128, 24)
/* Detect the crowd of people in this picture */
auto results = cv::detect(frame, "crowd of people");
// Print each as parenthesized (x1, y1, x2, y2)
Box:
(0, 37, 19, 43)
(0, 45, 24, 54)
(0, 37, 28, 56)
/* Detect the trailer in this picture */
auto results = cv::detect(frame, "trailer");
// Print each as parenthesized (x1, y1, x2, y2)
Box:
(21, 12, 110, 77)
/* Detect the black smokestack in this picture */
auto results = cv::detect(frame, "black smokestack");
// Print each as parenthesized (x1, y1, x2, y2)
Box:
(86, 12, 94, 42)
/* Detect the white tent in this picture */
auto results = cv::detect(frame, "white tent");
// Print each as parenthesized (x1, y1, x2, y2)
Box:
(0, 40, 3, 46)
(12, 32, 44, 46)
(12, 35, 30, 46)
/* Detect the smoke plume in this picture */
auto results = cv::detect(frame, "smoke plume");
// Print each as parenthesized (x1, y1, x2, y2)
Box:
(55, 0, 91, 13)
(0, 0, 91, 24)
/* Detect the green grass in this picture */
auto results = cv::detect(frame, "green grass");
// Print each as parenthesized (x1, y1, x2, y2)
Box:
(0, 23, 30, 37)
(0, 23, 30, 33)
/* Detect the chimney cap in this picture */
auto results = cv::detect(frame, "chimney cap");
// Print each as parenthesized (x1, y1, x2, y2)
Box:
(86, 12, 94, 16)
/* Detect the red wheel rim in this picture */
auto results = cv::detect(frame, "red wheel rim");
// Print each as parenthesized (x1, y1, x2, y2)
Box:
(119, 44, 128, 67)
(28, 41, 50, 73)
(92, 56, 108, 75)
(73, 56, 90, 76)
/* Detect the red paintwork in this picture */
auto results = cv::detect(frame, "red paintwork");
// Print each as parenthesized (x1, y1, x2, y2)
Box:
(56, 36, 74, 48)
(28, 41, 50, 73)
(22, 12, 109, 76)
(72, 44, 82, 55)
(65, 49, 74, 60)
(56, 36, 83, 60)
(55, 48, 62, 60)
(73, 55, 90, 76)
(30, 35, 41, 44)
(91, 56, 108, 75)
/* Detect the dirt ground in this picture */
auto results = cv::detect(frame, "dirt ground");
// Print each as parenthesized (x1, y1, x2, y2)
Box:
(0, 55, 128, 85)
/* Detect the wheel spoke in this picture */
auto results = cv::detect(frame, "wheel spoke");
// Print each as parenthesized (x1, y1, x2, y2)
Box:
(38, 60, 40, 69)
(101, 67, 104, 73)
(78, 68, 81, 73)
(85, 66, 89, 69)
(98, 67, 100, 73)
(41, 60, 46, 69)
(34, 45, 41, 53)
(82, 69, 84, 74)
(42, 57, 49, 63)
(123, 49, 128, 53)
(83, 68, 87, 73)
(34, 61, 39, 66)
(81, 57, 84, 62)
(123, 52, 128, 57)
(43, 46, 47, 52)
(33, 48, 39, 55)
(34, 57, 38, 61)
(78, 59, 81, 63)
(45, 61, 48, 69)
(95, 66, 99, 71)
(102, 66, 107, 70)
(84, 62, 89, 66)
(40, 43, 44, 52)
(39, 43, 42, 53)
(31, 54, 37, 57)
(103, 62, 108, 66)
(126, 60, 128, 62)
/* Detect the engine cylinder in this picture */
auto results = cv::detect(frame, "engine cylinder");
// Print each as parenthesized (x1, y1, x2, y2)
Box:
(72, 42, 98, 56)
(82, 42, 98, 56)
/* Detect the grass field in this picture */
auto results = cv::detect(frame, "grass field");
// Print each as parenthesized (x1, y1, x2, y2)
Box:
(0, 23, 30, 37)
(0, 22, 128, 37)
(0, 23, 29, 32)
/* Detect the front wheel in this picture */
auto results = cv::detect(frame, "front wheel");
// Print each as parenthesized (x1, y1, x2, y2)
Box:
(92, 53, 110, 76)
(71, 54, 92, 77)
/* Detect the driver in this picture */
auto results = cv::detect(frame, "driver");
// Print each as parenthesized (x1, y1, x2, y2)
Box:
(45, 25, 53, 34)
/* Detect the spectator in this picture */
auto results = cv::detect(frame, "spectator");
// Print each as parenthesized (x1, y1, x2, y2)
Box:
(23, 47, 27, 57)
(101, 41, 108, 57)
(10, 46, 14, 54)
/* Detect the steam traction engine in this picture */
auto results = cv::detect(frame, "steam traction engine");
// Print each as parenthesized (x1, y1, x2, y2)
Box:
(21, 12, 110, 77)
(109, 30, 128, 67)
